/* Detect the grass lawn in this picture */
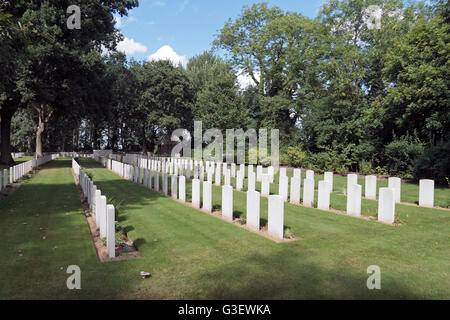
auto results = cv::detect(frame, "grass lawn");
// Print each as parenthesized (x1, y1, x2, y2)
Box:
(0, 158, 449, 299)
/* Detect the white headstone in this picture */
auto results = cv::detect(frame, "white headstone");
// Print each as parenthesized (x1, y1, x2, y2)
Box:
(154, 171, 159, 191)
(347, 174, 358, 190)
(365, 175, 377, 200)
(215, 166, 221, 186)
(289, 177, 300, 204)
(106, 205, 115, 258)
(388, 177, 401, 203)
(224, 169, 231, 186)
(324, 172, 333, 192)
(179, 176, 186, 202)
(203, 181, 212, 212)
(248, 171, 256, 191)
(346, 184, 362, 216)
(278, 175, 289, 201)
(268, 195, 284, 240)
(419, 179, 434, 207)
(293, 169, 301, 181)
(192, 179, 201, 208)
(317, 181, 330, 210)
(246, 191, 260, 231)
(236, 171, 244, 191)
(257, 165, 263, 182)
(163, 173, 169, 195)
(99, 195, 107, 238)
(306, 170, 314, 181)
(268, 166, 275, 183)
(261, 174, 270, 197)
(222, 185, 233, 221)
(378, 188, 396, 224)
(171, 175, 178, 200)
(231, 163, 236, 178)
(303, 178, 315, 207)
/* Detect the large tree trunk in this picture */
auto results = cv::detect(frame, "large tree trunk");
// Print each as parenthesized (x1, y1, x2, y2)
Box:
(0, 108, 15, 165)
(34, 104, 53, 158)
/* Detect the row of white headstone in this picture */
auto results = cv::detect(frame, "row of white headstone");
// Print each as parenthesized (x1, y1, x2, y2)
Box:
(72, 159, 116, 258)
(116, 154, 435, 208)
(101, 155, 436, 225)
(345, 174, 434, 207)
(0, 154, 58, 190)
(96, 156, 287, 240)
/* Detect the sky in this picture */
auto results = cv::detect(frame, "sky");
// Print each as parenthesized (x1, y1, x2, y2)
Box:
(115, 0, 327, 65)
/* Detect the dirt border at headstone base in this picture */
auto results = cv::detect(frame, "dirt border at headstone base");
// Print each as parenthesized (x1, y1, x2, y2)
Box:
(71, 169, 142, 263)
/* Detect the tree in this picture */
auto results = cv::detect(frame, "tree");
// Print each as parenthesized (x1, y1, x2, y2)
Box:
(132, 60, 194, 152)
(214, 3, 323, 141)
(383, 14, 449, 144)
(0, 0, 138, 162)
(187, 52, 246, 130)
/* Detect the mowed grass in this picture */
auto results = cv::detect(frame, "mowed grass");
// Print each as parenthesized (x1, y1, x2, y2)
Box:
(231, 167, 450, 209)
(0, 158, 449, 299)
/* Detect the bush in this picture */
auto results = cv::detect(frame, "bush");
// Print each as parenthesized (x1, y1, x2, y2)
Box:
(284, 147, 307, 168)
(384, 135, 425, 177)
(359, 161, 374, 175)
(307, 152, 333, 172)
(414, 140, 450, 185)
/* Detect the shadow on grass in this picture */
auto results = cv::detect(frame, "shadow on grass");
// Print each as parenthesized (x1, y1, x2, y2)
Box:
(191, 246, 421, 300)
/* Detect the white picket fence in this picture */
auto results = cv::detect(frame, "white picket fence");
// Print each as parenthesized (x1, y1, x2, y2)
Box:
(72, 159, 116, 258)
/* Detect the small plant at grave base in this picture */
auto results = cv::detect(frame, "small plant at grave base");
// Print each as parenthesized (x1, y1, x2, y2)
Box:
(284, 228, 295, 239)
(313, 200, 318, 208)
(107, 197, 124, 220)
(85, 170, 94, 180)
(394, 212, 405, 225)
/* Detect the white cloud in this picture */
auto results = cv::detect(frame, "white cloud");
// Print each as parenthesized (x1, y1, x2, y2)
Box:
(148, 45, 187, 67)
(236, 70, 260, 89)
(117, 37, 148, 55)
(152, 1, 166, 7)
(114, 16, 121, 28)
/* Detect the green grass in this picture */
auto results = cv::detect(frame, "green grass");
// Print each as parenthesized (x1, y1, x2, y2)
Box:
(0, 158, 449, 299)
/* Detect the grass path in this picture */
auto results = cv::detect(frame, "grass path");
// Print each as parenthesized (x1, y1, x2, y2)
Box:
(0, 158, 449, 299)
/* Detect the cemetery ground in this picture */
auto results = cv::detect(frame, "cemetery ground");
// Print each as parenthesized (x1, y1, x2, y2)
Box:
(0, 158, 449, 299)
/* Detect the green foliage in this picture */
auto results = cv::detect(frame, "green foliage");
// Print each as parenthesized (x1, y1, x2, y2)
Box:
(359, 161, 374, 175)
(107, 197, 124, 221)
(414, 140, 450, 185)
(284, 147, 307, 168)
(384, 135, 425, 177)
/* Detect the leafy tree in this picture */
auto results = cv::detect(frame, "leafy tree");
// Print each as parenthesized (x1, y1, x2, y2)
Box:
(187, 52, 246, 130)
(131, 60, 194, 152)
(0, 0, 138, 162)
(383, 14, 449, 145)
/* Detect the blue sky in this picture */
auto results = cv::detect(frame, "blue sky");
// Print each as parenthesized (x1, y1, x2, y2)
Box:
(115, 0, 327, 64)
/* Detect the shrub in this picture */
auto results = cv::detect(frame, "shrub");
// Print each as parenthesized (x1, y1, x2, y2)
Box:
(284, 147, 307, 168)
(359, 161, 374, 175)
(414, 140, 450, 185)
(384, 135, 425, 177)
(307, 152, 333, 172)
